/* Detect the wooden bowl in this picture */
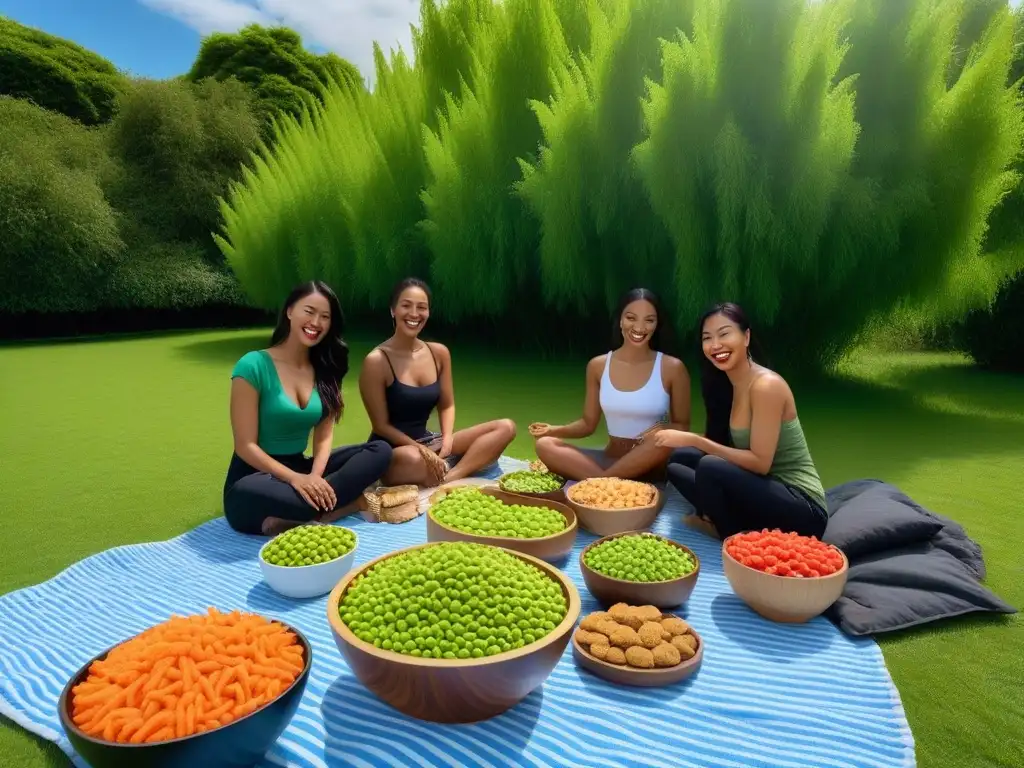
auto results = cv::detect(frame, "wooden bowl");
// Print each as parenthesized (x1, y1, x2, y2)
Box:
(58, 622, 312, 768)
(326, 543, 581, 723)
(426, 488, 578, 562)
(579, 532, 700, 608)
(564, 481, 662, 536)
(721, 535, 849, 623)
(571, 616, 703, 687)
(496, 471, 568, 502)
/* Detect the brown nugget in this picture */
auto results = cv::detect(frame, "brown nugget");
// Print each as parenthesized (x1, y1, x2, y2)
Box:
(579, 612, 610, 632)
(634, 605, 662, 622)
(574, 629, 599, 646)
(671, 634, 697, 659)
(625, 646, 655, 669)
(608, 603, 632, 623)
(604, 647, 627, 665)
(660, 617, 691, 636)
(618, 609, 645, 631)
(594, 619, 622, 638)
(652, 642, 682, 668)
(637, 622, 665, 649)
(609, 627, 641, 649)
(589, 641, 610, 660)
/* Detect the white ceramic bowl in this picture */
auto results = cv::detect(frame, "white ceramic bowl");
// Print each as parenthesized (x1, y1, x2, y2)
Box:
(258, 528, 359, 599)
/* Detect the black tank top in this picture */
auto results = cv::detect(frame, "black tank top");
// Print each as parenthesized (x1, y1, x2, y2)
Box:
(368, 345, 441, 444)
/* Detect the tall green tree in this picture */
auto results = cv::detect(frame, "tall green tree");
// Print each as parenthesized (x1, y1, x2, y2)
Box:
(421, 0, 573, 317)
(0, 17, 127, 124)
(518, 0, 693, 312)
(186, 24, 362, 136)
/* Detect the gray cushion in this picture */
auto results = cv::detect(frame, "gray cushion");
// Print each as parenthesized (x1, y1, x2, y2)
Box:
(822, 486, 943, 559)
(822, 480, 1016, 637)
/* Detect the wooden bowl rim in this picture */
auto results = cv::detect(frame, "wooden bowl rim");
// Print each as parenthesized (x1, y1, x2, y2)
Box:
(327, 542, 582, 668)
(258, 528, 359, 573)
(426, 488, 578, 544)
(57, 618, 314, 749)
(579, 531, 701, 586)
(565, 480, 661, 514)
(572, 615, 703, 678)
(720, 534, 849, 583)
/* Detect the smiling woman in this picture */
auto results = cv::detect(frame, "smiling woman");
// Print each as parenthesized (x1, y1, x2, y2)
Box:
(358, 277, 517, 487)
(529, 288, 692, 482)
(222, 281, 393, 536)
(658, 303, 829, 541)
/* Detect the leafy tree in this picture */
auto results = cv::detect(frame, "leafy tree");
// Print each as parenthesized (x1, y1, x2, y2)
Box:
(186, 24, 362, 134)
(0, 16, 127, 124)
(108, 77, 262, 254)
(0, 97, 123, 313)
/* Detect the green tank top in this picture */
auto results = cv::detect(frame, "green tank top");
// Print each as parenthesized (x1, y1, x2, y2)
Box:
(730, 418, 827, 510)
(231, 350, 324, 456)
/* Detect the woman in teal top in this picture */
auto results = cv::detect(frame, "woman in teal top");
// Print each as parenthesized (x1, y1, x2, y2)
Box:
(655, 303, 828, 540)
(223, 281, 392, 536)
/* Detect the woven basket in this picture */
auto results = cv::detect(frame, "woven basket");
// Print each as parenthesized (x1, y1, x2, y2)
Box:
(360, 485, 422, 525)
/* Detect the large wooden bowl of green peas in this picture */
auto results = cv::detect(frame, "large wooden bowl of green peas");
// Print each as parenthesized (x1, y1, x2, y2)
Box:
(579, 532, 700, 608)
(326, 541, 581, 723)
(425, 485, 578, 563)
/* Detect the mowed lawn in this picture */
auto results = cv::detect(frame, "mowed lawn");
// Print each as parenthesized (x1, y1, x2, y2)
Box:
(0, 330, 1021, 768)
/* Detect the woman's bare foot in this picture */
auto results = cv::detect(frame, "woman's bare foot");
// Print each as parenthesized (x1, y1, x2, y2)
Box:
(317, 493, 368, 525)
(684, 513, 721, 540)
(261, 516, 303, 537)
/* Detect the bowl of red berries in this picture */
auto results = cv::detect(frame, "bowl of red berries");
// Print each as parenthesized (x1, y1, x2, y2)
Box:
(721, 529, 848, 624)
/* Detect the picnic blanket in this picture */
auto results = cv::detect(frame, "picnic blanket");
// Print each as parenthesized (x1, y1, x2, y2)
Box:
(0, 457, 915, 768)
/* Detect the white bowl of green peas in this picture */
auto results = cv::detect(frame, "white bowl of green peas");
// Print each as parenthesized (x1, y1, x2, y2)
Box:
(258, 524, 359, 599)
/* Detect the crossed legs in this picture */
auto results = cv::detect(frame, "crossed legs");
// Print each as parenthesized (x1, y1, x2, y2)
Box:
(382, 419, 517, 486)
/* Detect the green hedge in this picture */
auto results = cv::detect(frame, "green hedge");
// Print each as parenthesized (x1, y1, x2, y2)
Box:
(218, 0, 1024, 372)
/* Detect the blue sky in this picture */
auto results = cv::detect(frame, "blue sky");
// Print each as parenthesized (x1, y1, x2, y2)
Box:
(0, 0, 420, 80)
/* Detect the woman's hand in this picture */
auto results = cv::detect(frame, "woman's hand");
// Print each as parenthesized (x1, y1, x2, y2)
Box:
(418, 444, 449, 487)
(290, 473, 337, 511)
(529, 422, 557, 438)
(438, 433, 454, 459)
(653, 429, 698, 449)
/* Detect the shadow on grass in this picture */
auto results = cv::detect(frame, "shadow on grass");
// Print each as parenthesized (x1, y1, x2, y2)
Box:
(792, 372, 1024, 490)
(172, 331, 271, 367)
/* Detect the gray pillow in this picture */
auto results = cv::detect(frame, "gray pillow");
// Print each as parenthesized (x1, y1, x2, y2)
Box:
(823, 486, 944, 560)
(827, 547, 1017, 636)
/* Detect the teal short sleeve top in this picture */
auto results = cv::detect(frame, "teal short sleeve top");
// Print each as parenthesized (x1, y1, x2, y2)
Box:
(231, 350, 324, 456)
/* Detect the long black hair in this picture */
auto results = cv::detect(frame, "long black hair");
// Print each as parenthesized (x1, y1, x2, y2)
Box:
(270, 281, 349, 423)
(610, 287, 669, 352)
(698, 302, 769, 446)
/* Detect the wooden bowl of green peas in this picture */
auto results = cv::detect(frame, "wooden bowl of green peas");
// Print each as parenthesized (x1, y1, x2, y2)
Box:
(579, 532, 700, 608)
(426, 486, 578, 563)
(326, 541, 581, 723)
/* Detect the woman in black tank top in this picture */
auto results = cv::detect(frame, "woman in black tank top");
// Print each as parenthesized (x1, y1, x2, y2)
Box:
(358, 278, 516, 487)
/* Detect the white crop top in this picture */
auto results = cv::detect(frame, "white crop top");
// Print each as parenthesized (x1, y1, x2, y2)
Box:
(599, 351, 671, 439)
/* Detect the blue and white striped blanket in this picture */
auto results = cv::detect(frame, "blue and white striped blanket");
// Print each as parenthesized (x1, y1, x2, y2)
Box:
(0, 457, 915, 768)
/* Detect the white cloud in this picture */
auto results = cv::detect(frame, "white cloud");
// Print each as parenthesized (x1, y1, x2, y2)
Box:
(140, 0, 421, 85)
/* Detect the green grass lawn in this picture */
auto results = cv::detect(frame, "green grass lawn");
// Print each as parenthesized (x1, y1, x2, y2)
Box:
(0, 330, 1021, 768)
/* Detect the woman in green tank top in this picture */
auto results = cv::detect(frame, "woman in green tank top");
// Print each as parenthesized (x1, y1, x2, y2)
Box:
(654, 303, 828, 540)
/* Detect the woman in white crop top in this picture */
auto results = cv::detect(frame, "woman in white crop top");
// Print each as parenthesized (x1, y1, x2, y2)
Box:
(529, 288, 691, 481)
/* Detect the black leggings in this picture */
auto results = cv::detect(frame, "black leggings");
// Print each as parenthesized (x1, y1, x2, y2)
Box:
(223, 441, 393, 535)
(666, 448, 827, 539)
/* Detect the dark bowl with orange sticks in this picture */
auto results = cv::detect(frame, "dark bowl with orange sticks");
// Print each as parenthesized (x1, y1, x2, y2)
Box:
(57, 608, 313, 768)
